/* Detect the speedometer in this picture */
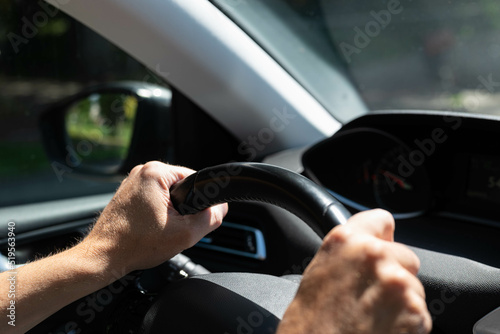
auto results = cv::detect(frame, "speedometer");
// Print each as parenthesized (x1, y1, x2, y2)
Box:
(303, 127, 432, 217)
(373, 145, 431, 214)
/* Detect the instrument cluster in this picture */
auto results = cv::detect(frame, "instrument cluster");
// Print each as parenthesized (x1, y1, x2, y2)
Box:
(302, 112, 500, 223)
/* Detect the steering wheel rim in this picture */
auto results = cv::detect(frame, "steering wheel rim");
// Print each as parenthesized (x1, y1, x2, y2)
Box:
(140, 162, 350, 334)
(143, 162, 500, 334)
(170, 162, 351, 236)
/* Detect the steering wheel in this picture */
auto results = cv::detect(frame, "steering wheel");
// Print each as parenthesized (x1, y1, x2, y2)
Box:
(170, 162, 351, 234)
(138, 162, 500, 334)
(138, 162, 351, 333)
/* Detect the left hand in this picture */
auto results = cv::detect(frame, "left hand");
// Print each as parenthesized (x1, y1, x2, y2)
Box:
(79, 161, 228, 273)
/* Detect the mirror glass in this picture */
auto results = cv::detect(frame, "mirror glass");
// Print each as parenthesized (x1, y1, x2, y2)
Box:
(64, 93, 138, 173)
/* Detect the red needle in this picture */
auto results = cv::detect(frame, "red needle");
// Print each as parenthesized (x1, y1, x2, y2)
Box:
(379, 170, 413, 190)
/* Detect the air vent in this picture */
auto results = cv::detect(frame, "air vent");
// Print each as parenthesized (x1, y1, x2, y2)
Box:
(195, 222, 266, 260)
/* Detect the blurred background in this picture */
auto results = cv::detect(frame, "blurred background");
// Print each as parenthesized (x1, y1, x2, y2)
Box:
(2, 0, 500, 207)
(0, 0, 168, 207)
(320, 0, 500, 113)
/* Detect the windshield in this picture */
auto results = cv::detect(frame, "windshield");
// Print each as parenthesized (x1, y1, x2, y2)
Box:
(214, 0, 500, 119)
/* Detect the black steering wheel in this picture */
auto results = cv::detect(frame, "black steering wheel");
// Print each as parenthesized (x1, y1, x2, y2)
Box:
(139, 162, 500, 334)
(170, 162, 351, 235)
(138, 162, 351, 334)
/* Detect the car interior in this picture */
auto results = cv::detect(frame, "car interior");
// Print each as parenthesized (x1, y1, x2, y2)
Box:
(1, 0, 500, 333)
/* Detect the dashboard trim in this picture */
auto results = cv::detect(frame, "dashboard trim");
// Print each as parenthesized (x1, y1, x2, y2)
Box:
(196, 221, 267, 261)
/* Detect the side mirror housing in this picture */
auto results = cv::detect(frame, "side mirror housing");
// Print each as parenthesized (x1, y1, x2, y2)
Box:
(39, 82, 173, 180)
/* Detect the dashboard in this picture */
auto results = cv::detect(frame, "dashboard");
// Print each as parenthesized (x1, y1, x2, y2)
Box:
(303, 111, 500, 227)
(2, 110, 500, 334)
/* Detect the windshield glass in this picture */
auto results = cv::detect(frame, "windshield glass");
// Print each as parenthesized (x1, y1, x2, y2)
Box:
(214, 0, 500, 119)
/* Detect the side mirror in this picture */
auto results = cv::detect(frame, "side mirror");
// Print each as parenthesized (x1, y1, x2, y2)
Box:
(39, 82, 173, 180)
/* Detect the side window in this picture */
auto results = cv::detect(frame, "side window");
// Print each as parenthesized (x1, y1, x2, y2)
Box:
(0, 1, 168, 207)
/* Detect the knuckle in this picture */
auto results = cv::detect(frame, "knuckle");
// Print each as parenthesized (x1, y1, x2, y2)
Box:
(130, 164, 144, 175)
(401, 294, 433, 333)
(210, 206, 226, 227)
(323, 225, 351, 249)
(351, 237, 388, 267)
(372, 208, 395, 232)
(324, 229, 391, 263)
(396, 243, 421, 274)
(361, 239, 386, 260)
(324, 225, 351, 244)
(378, 266, 411, 290)
(406, 292, 427, 314)
(140, 161, 164, 180)
(409, 250, 421, 272)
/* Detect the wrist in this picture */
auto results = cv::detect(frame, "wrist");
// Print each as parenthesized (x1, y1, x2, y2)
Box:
(71, 236, 130, 284)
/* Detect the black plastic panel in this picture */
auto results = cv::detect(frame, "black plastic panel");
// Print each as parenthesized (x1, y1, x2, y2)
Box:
(303, 111, 500, 225)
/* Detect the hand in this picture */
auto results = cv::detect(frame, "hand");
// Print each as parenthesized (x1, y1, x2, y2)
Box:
(78, 161, 228, 273)
(0, 162, 227, 334)
(277, 209, 432, 334)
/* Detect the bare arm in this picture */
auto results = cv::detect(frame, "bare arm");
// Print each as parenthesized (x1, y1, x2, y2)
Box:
(0, 162, 228, 333)
(277, 209, 432, 334)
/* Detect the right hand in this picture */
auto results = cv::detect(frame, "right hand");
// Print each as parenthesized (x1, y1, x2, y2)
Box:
(277, 209, 432, 334)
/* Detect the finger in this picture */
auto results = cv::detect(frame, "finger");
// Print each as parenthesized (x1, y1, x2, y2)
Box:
(213, 203, 229, 220)
(187, 201, 228, 226)
(133, 161, 197, 190)
(345, 209, 395, 242)
(163, 164, 197, 187)
(387, 242, 421, 275)
(393, 289, 432, 334)
(376, 261, 426, 300)
(405, 288, 431, 325)
(205, 203, 228, 231)
(410, 289, 433, 334)
(367, 275, 431, 334)
(179, 203, 228, 248)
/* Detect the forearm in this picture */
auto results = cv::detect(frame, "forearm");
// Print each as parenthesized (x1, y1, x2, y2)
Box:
(0, 240, 120, 333)
(0, 162, 227, 333)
